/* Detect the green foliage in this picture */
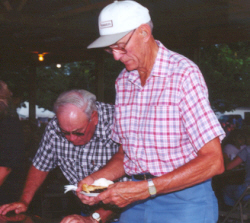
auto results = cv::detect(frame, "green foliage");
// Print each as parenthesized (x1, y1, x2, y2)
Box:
(1, 42, 248, 113)
(199, 42, 250, 112)
(0, 68, 30, 102)
(103, 57, 124, 104)
(36, 61, 96, 111)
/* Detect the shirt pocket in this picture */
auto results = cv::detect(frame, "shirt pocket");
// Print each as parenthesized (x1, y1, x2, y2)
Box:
(142, 105, 182, 148)
(87, 140, 112, 174)
(115, 104, 136, 140)
(58, 157, 78, 180)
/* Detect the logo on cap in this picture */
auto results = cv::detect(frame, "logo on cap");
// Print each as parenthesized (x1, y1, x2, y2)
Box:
(100, 20, 113, 29)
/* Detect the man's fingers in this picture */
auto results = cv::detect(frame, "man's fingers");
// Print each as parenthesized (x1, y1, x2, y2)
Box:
(15, 206, 26, 214)
(76, 192, 100, 206)
(0, 203, 27, 215)
(0, 204, 9, 214)
(0, 204, 16, 215)
(60, 214, 87, 223)
(77, 176, 95, 192)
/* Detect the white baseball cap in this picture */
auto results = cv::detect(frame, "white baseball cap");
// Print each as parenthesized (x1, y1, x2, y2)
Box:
(87, 0, 151, 49)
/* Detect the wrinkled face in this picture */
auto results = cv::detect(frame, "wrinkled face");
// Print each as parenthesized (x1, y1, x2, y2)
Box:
(57, 104, 98, 146)
(107, 29, 143, 71)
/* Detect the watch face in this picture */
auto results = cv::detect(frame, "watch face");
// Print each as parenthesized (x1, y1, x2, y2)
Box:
(148, 179, 157, 196)
(92, 212, 100, 219)
(149, 186, 157, 195)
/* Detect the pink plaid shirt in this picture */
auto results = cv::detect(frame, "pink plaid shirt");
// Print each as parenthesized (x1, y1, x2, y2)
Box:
(111, 41, 225, 176)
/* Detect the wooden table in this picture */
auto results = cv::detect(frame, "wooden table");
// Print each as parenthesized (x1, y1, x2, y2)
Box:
(0, 213, 62, 223)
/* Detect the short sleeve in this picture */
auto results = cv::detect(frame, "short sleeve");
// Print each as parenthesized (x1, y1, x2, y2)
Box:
(179, 69, 225, 152)
(32, 119, 58, 171)
(237, 147, 249, 162)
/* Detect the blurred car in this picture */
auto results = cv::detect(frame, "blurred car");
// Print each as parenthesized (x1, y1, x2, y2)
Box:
(218, 114, 243, 129)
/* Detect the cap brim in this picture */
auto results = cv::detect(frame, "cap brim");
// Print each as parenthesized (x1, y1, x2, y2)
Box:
(87, 30, 133, 49)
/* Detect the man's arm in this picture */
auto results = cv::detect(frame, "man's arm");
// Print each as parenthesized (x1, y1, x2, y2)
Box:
(0, 165, 49, 215)
(98, 137, 225, 207)
(91, 144, 125, 181)
(226, 156, 243, 171)
(78, 145, 125, 190)
(0, 166, 11, 186)
(154, 136, 224, 194)
(60, 208, 118, 223)
(76, 145, 125, 206)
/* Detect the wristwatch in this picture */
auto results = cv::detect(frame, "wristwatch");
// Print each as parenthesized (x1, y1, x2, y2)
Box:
(92, 212, 102, 223)
(147, 179, 157, 197)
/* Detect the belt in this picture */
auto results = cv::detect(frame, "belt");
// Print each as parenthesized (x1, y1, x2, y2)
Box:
(132, 173, 156, 180)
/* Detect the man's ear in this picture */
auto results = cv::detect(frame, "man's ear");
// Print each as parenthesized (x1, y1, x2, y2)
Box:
(91, 110, 98, 125)
(139, 24, 151, 42)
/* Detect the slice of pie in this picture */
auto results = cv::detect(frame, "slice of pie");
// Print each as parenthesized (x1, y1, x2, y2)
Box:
(82, 178, 114, 193)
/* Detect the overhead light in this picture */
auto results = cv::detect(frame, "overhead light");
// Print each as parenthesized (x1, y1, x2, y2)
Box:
(56, 64, 61, 68)
(38, 54, 44, 61)
(36, 52, 49, 62)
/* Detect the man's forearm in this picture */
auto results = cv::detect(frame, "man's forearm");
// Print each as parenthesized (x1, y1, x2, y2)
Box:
(92, 208, 119, 223)
(19, 165, 49, 205)
(154, 137, 225, 195)
(0, 166, 11, 186)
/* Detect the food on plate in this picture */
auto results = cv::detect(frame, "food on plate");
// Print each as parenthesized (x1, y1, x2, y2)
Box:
(82, 178, 114, 193)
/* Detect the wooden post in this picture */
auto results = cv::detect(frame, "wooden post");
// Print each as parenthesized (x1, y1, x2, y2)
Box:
(28, 64, 36, 123)
(95, 53, 104, 102)
(189, 30, 200, 66)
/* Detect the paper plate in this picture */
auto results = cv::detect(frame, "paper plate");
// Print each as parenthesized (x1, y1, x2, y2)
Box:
(80, 191, 99, 197)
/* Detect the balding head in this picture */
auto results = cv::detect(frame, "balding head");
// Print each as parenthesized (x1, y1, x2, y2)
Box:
(54, 89, 97, 119)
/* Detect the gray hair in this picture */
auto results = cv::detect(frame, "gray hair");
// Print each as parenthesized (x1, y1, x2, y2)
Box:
(53, 89, 97, 119)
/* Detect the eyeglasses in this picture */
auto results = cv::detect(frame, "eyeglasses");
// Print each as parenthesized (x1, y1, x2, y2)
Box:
(104, 29, 136, 54)
(57, 120, 90, 138)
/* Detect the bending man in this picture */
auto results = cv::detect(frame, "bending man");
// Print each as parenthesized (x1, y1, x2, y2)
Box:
(0, 89, 127, 223)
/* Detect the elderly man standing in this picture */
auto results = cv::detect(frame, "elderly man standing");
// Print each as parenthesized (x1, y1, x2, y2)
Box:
(0, 89, 126, 223)
(77, 1, 226, 223)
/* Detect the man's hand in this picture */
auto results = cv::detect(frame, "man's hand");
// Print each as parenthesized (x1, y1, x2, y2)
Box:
(76, 176, 100, 206)
(60, 214, 95, 223)
(0, 213, 27, 222)
(97, 181, 149, 208)
(0, 166, 11, 186)
(0, 202, 28, 215)
(0, 213, 35, 223)
(77, 175, 95, 192)
(0, 166, 49, 216)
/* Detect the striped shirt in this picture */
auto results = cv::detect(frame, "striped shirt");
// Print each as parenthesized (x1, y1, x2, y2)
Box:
(33, 101, 123, 185)
(111, 41, 225, 176)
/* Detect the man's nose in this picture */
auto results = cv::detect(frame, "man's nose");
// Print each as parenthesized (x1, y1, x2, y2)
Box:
(67, 133, 77, 142)
(112, 51, 123, 61)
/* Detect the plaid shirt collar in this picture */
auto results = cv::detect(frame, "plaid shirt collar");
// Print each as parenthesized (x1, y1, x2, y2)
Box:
(127, 40, 170, 86)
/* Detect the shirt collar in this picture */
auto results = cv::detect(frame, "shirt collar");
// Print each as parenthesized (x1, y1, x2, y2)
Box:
(127, 40, 169, 85)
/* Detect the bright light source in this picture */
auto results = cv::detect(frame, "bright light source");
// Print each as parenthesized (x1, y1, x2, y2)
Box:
(56, 64, 61, 68)
(38, 54, 44, 61)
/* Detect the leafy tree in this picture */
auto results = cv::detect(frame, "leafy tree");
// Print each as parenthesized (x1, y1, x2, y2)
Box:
(103, 57, 124, 104)
(0, 68, 30, 105)
(200, 42, 250, 112)
(1, 42, 249, 113)
(36, 61, 96, 111)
